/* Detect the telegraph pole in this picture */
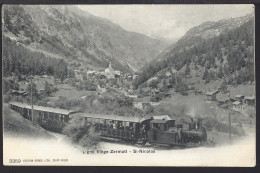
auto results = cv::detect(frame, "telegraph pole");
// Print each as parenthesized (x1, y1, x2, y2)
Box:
(30, 74, 34, 124)
(228, 89, 231, 144)
(14, 65, 35, 124)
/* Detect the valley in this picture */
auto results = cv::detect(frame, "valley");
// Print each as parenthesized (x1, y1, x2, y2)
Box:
(2, 5, 255, 166)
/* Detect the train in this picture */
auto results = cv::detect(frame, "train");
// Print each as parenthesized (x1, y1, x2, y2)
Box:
(9, 102, 207, 147)
(9, 102, 78, 132)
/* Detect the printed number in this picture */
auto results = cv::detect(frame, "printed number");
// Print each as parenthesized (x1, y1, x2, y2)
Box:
(9, 159, 21, 163)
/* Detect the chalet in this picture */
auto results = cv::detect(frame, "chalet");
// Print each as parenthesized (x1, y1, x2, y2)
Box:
(216, 93, 229, 106)
(216, 93, 229, 109)
(232, 101, 243, 112)
(244, 96, 255, 106)
(142, 102, 151, 108)
(163, 93, 171, 98)
(149, 102, 157, 106)
(235, 95, 245, 102)
(114, 70, 121, 78)
(133, 75, 138, 80)
(206, 90, 218, 101)
(152, 115, 171, 120)
(99, 72, 107, 79)
(87, 71, 96, 76)
(165, 71, 172, 78)
(38, 89, 46, 95)
(157, 82, 163, 89)
(151, 89, 159, 95)
(133, 102, 143, 110)
(11, 90, 28, 97)
(195, 90, 203, 95)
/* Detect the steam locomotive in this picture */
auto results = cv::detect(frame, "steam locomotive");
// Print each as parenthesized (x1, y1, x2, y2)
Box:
(9, 102, 207, 147)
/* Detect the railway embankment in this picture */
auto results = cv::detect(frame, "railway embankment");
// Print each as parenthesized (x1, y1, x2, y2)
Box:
(3, 103, 55, 139)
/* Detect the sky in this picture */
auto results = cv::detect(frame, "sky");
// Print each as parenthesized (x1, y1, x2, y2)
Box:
(77, 5, 254, 41)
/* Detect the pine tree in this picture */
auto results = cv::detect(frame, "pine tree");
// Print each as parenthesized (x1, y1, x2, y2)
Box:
(185, 64, 191, 75)
(217, 66, 223, 79)
(202, 68, 209, 80)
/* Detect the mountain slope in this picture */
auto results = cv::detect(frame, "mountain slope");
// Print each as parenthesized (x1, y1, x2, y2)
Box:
(134, 14, 254, 89)
(2, 5, 169, 73)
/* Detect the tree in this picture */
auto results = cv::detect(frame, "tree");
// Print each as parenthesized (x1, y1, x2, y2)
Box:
(219, 80, 228, 93)
(202, 68, 209, 80)
(26, 83, 38, 98)
(148, 80, 159, 89)
(161, 79, 168, 92)
(68, 69, 75, 78)
(217, 66, 223, 78)
(208, 70, 216, 81)
(175, 80, 188, 95)
(185, 64, 191, 75)
(44, 82, 52, 96)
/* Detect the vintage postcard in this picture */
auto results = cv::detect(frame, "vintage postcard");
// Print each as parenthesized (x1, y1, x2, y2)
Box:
(2, 4, 255, 166)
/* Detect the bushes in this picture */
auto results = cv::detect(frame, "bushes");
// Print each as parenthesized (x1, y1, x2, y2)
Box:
(203, 117, 245, 136)
(3, 79, 19, 94)
(150, 93, 164, 102)
(175, 80, 188, 95)
(62, 116, 101, 149)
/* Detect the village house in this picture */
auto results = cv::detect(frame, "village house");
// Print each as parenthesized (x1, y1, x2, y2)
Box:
(165, 71, 172, 78)
(244, 96, 255, 106)
(133, 102, 143, 110)
(195, 90, 203, 95)
(216, 93, 229, 109)
(142, 102, 151, 110)
(11, 90, 28, 97)
(166, 79, 172, 88)
(216, 93, 229, 105)
(232, 101, 243, 112)
(151, 88, 159, 95)
(152, 115, 171, 120)
(206, 90, 218, 101)
(38, 89, 46, 95)
(141, 87, 151, 94)
(133, 75, 138, 80)
(235, 95, 245, 102)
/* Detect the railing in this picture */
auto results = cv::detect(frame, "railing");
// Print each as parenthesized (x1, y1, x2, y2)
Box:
(100, 126, 135, 140)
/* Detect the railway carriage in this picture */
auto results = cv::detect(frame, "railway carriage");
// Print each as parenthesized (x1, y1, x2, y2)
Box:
(9, 102, 77, 132)
(80, 113, 151, 142)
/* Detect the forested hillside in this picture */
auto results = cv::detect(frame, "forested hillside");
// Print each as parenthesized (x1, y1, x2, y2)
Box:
(3, 36, 70, 81)
(2, 5, 169, 73)
(133, 16, 254, 89)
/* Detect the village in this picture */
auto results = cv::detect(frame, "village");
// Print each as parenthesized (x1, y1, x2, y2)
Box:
(6, 60, 255, 120)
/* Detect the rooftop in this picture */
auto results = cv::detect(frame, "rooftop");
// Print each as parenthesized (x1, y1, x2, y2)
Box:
(9, 102, 77, 115)
(206, 90, 218, 96)
(150, 119, 174, 124)
(244, 96, 255, 100)
(75, 113, 143, 123)
(232, 101, 241, 105)
(152, 115, 172, 120)
(216, 93, 229, 102)
(235, 95, 244, 98)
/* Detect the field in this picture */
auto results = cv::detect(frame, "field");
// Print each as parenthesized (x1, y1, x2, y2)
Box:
(51, 84, 97, 100)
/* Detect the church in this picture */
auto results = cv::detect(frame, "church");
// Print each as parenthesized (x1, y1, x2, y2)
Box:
(104, 62, 121, 79)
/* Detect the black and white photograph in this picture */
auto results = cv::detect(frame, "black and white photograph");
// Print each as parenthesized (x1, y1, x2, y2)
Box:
(2, 4, 255, 166)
